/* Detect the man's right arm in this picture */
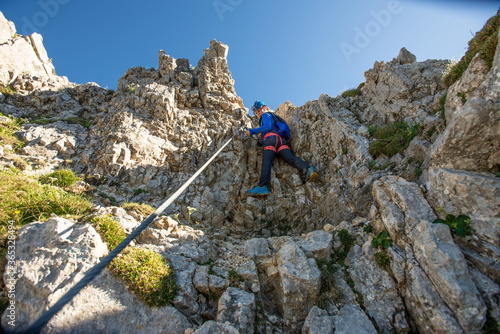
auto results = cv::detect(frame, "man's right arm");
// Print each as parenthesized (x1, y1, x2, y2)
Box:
(249, 114, 272, 135)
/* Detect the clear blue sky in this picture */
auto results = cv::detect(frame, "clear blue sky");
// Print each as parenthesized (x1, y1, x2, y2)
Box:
(1, 1, 498, 112)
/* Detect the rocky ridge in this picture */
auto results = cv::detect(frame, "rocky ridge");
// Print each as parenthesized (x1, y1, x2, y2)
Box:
(0, 10, 499, 334)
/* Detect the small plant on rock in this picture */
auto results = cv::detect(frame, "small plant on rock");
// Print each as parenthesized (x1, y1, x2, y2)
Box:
(127, 83, 137, 94)
(187, 206, 196, 225)
(228, 269, 244, 287)
(363, 223, 373, 233)
(372, 230, 392, 249)
(433, 208, 472, 238)
(332, 229, 354, 264)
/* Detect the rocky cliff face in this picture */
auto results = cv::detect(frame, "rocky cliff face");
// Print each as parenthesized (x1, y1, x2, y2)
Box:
(1, 10, 499, 334)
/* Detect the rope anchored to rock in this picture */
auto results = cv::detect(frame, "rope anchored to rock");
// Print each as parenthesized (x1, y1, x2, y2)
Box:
(24, 125, 243, 334)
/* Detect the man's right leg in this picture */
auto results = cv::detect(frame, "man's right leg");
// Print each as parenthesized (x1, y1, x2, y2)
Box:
(258, 145, 276, 187)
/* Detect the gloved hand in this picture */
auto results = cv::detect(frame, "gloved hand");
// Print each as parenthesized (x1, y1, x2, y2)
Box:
(244, 127, 251, 136)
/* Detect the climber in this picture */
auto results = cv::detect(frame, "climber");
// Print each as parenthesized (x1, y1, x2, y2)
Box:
(244, 100, 317, 197)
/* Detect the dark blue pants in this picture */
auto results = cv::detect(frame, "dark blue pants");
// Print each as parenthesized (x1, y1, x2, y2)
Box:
(258, 135, 310, 187)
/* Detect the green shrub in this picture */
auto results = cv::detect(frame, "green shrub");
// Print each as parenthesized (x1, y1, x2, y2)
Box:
(338, 229, 354, 250)
(39, 169, 81, 187)
(134, 188, 149, 196)
(110, 248, 177, 307)
(363, 223, 373, 233)
(316, 258, 338, 293)
(483, 309, 500, 334)
(341, 88, 362, 98)
(443, 10, 500, 88)
(91, 215, 126, 250)
(332, 229, 354, 264)
(368, 122, 420, 158)
(433, 210, 472, 238)
(372, 230, 392, 249)
(368, 125, 378, 137)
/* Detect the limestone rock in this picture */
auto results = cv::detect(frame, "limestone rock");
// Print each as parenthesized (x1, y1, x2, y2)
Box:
(427, 168, 500, 249)
(1, 217, 191, 333)
(193, 320, 239, 334)
(296, 230, 333, 259)
(406, 138, 431, 162)
(404, 249, 463, 334)
(396, 47, 417, 65)
(0, 12, 55, 84)
(216, 287, 255, 334)
(236, 260, 261, 294)
(0, 11, 15, 45)
(333, 304, 377, 334)
(347, 243, 409, 333)
(244, 238, 271, 260)
(429, 98, 500, 173)
(373, 176, 487, 332)
(302, 306, 334, 334)
(276, 241, 321, 323)
(445, 53, 490, 119)
(193, 265, 229, 297)
(362, 55, 447, 124)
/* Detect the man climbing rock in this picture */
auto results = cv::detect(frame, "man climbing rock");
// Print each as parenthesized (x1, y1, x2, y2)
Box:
(244, 100, 317, 197)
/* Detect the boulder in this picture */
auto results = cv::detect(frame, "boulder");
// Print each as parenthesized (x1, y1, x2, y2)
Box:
(373, 176, 487, 332)
(333, 304, 377, 334)
(428, 98, 500, 173)
(1, 217, 191, 333)
(427, 168, 500, 248)
(396, 47, 417, 65)
(347, 243, 409, 333)
(193, 320, 239, 334)
(302, 306, 334, 334)
(216, 287, 255, 334)
(296, 230, 333, 259)
(276, 241, 321, 323)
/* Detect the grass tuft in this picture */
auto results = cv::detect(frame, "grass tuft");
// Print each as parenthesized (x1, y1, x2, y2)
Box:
(341, 88, 362, 98)
(39, 168, 81, 187)
(368, 122, 420, 158)
(0, 168, 93, 226)
(443, 10, 500, 88)
(121, 202, 155, 217)
(91, 215, 126, 251)
(110, 248, 177, 307)
(0, 115, 25, 150)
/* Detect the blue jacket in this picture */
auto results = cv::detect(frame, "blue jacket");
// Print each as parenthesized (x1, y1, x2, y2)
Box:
(249, 112, 279, 138)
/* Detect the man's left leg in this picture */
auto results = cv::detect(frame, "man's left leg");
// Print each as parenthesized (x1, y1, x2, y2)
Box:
(277, 143, 317, 182)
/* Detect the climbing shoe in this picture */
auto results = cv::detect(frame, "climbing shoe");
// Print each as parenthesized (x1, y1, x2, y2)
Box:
(246, 186, 269, 197)
(306, 167, 318, 182)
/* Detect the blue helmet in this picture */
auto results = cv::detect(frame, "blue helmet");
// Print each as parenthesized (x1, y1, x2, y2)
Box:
(251, 100, 266, 112)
